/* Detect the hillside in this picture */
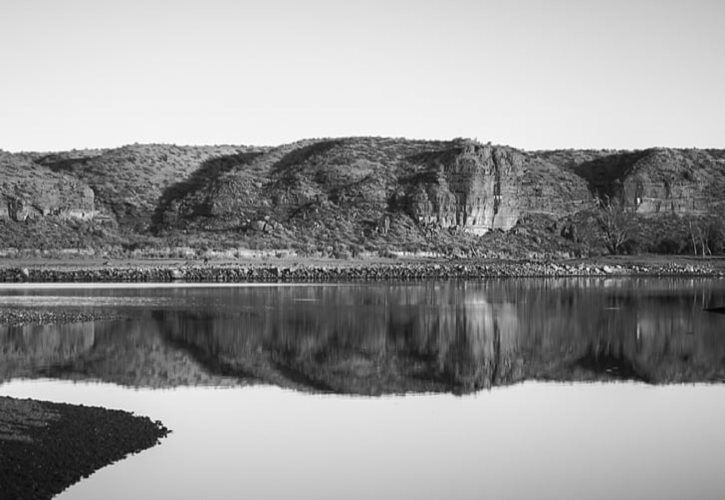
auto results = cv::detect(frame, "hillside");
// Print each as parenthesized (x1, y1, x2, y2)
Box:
(0, 151, 95, 221)
(541, 148, 725, 214)
(1, 139, 724, 257)
(151, 138, 592, 255)
(33, 144, 261, 230)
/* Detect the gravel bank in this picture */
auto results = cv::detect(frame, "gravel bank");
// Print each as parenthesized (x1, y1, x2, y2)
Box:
(1, 259, 724, 283)
(0, 309, 121, 326)
(0, 396, 169, 500)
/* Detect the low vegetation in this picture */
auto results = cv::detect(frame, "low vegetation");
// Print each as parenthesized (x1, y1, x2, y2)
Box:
(1, 139, 724, 259)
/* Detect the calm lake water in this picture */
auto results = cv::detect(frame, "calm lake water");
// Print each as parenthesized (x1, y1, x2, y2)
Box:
(2, 278, 725, 499)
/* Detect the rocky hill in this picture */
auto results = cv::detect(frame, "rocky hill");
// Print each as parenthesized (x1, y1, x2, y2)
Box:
(32, 144, 257, 230)
(0, 151, 95, 222)
(151, 138, 593, 254)
(1, 139, 724, 257)
(541, 148, 725, 215)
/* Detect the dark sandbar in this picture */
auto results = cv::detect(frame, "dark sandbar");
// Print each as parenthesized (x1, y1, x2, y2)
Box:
(0, 396, 169, 500)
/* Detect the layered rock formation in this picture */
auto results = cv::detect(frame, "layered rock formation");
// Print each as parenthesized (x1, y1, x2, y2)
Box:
(405, 144, 521, 233)
(404, 142, 591, 234)
(1, 140, 724, 252)
(621, 149, 725, 215)
(544, 148, 725, 215)
(158, 138, 592, 240)
(0, 152, 96, 222)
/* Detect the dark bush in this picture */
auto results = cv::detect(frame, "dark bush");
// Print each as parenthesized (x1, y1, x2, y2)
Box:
(654, 238, 687, 254)
(706, 220, 725, 254)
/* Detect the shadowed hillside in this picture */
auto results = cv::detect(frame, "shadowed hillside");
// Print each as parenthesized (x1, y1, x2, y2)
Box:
(543, 148, 725, 214)
(34, 144, 261, 231)
(1, 139, 724, 257)
(151, 138, 592, 255)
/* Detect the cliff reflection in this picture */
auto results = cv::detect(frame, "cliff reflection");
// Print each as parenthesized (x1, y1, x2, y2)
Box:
(1, 279, 724, 393)
(0, 321, 96, 380)
(154, 280, 725, 394)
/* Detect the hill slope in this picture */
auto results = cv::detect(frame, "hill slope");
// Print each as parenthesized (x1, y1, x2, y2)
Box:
(34, 144, 261, 231)
(1, 139, 724, 256)
(152, 138, 592, 253)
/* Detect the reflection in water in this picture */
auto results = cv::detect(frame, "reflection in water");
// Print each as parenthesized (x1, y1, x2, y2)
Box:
(4, 280, 725, 500)
(2, 279, 725, 393)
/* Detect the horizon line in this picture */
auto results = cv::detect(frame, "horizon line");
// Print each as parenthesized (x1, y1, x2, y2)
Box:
(3, 135, 723, 155)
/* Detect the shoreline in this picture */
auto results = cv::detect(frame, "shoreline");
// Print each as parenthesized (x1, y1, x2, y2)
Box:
(0, 309, 122, 325)
(1, 256, 725, 283)
(0, 396, 169, 500)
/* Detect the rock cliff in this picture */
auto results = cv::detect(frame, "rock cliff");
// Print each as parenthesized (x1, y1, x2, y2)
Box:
(402, 141, 590, 234)
(0, 152, 96, 222)
(157, 138, 592, 245)
(621, 149, 725, 215)
(543, 148, 725, 215)
(1, 140, 724, 254)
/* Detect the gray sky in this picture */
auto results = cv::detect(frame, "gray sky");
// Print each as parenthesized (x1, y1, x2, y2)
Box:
(1, 0, 723, 151)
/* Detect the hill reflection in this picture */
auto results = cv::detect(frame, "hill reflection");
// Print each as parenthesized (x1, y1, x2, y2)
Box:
(2, 279, 725, 394)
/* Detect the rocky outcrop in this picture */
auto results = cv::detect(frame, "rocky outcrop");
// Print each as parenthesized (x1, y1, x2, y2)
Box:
(0, 152, 96, 222)
(546, 148, 725, 216)
(1, 184, 96, 222)
(156, 138, 592, 240)
(34, 144, 255, 230)
(404, 142, 591, 234)
(1, 141, 724, 252)
(405, 144, 520, 234)
(620, 149, 725, 215)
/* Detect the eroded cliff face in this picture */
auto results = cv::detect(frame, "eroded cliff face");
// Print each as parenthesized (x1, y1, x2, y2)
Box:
(405, 144, 520, 234)
(621, 149, 725, 215)
(0, 152, 96, 222)
(0, 184, 96, 222)
(549, 148, 725, 217)
(405, 143, 591, 234)
(157, 139, 592, 241)
(2, 140, 724, 252)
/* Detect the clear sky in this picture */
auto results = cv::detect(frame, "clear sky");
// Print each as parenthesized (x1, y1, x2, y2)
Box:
(1, 0, 723, 151)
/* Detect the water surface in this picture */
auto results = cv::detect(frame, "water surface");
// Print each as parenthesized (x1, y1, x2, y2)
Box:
(1, 278, 725, 499)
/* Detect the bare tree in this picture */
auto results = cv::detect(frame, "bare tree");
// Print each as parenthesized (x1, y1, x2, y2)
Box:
(595, 195, 635, 255)
(686, 217, 707, 256)
(687, 216, 724, 257)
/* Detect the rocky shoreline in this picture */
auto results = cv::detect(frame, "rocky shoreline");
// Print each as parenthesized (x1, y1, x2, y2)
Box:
(0, 396, 169, 500)
(0, 309, 121, 326)
(1, 258, 725, 283)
